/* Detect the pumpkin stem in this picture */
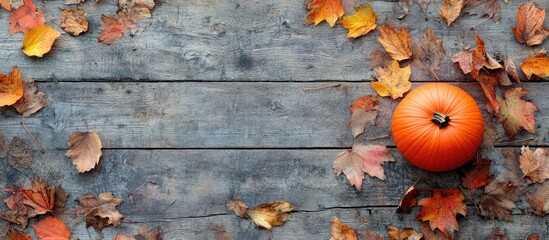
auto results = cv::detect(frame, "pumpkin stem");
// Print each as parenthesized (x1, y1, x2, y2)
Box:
(432, 112, 450, 128)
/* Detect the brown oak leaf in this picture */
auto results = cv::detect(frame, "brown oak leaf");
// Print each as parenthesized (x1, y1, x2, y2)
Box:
(513, 2, 549, 46)
(496, 88, 538, 138)
(118, 0, 155, 21)
(334, 144, 395, 191)
(520, 146, 549, 183)
(13, 80, 48, 117)
(98, 12, 138, 45)
(227, 200, 293, 229)
(463, 0, 500, 21)
(416, 188, 467, 237)
(330, 216, 357, 240)
(21, 178, 55, 215)
(305, 0, 345, 27)
(0, 66, 24, 107)
(412, 27, 446, 79)
(377, 24, 412, 61)
(348, 95, 379, 138)
(520, 52, 549, 80)
(338, 3, 376, 39)
(66, 131, 103, 173)
(32, 216, 71, 240)
(396, 181, 419, 213)
(371, 60, 411, 99)
(77, 192, 123, 231)
(460, 153, 493, 189)
(387, 225, 423, 240)
(526, 182, 549, 216)
(61, 8, 89, 36)
(439, 0, 464, 26)
(479, 180, 521, 221)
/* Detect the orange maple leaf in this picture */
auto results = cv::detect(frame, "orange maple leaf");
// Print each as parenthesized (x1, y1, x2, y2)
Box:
(32, 216, 71, 240)
(8, 231, 32, 240)
(98, 12, 138, 45)
(348, 95, 379, 138)
(520, 52, 549, 80)
(66, 131, 103, 173)
(460, 153, 493, 190)
(513, 2, 549, 46)
(496, 87, 538, 139)
(305, 0, 345, 27)
(371, 60, 411, 99)
(22, 24, 61, 57)
(439, 0, 464, 26)
(520, 146, 549, 183)
(21, 178, 55, 215)
(330, 216, 358, 240)
(416, 188, 467, 237)
(8, 0, 45, 35)
(338, 3, 376, 38)
(0, 66, 24, 107)
(377, 25, 412, 61)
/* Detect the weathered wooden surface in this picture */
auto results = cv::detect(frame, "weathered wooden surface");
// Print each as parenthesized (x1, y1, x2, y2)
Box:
(0, 82, 546, 150)
(0, 0, 547, 81)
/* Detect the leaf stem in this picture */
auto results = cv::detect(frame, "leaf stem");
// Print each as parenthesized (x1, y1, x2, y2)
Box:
(20, 121, 45, 154)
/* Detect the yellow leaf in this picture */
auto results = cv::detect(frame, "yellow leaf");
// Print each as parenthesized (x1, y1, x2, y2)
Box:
(0, 66, 24, 106)
(377, 25, 412, 61)
(305, 0, 345, 27)
(371, 60, 411, 99)
(521, 53, 549, 80)
(22, 24, 61, 57)
(339, 4, 376, 39)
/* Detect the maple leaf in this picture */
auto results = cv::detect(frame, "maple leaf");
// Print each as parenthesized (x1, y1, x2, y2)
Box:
(77, 192, 123, 231)
(412, 27, 445, 79)
(416, 188, 467, 237)
(98, 12, 138, 45)
(371, 60, 411, 99)
(338, 3, 376, 39)
(387, 226, 423, 240)
(330, 216, 357, 240)
(8, 0, 45, 34)
(333, 144, 394, 191)
(13, 80, 48, 117)
(363, 229, 383, 240)
(114, 225, 163, 240)
(119, 0, 155, 22)
(439, 0, 464, 26)
(66, 131, 103, 173)
(396, 181, 419, 213)
(526, 182, 549, 216)
(8, 231, 32, 240)
(463, 0, 500, 21)
(419, 223, 449, 240)
(227, 200, 293, 229)
(61, 8, 89, 36)
(519, 146, 549, 183)
(504, 56, 519, 82)
(479, 180, 521, 221)
(485, 228, 509, 240)
(32, 216, 71, 240)
(21, 178, 55, 215)
(377, 25, 412, 61)
(348, 95, 379, 138)
(305, 0, 345, 27)
(513, 2, 549, 46)
(470, 35, 502, 71)
(22, 25, 61, 57)
(496, 88, 538, 138)
(0, 66, 24, 107)
(520, 52, 549, 80)
(460, 153, 493, 189)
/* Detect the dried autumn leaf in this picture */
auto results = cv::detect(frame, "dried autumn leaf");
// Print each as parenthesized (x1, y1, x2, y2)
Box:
(463, 0, 500, 21)
(460, 153, 493, 189)
(526, 182, 549, 215)
(387, 226, 423, 240)
(471, 35, 502, 71)
(412, 27, 446, 76)
(416, 188, 467, 237)
(364, 229, 383, 240)
(61, 8, 88, 36)
(371, 60, 411, 99)
(228, 200, 293, 229)
(77, 192, 123, 231)
(496, 88, 538, 138)
(1, 187, 37, 227)
(13, 80, 48, 117)
(334, 144, 395, 191)
(479, 180, 521, 221)
(485, 228, 509, 240)
(21, 178, 54, 215)
(9, 231, 32, 240)
(32, 216, 71, 240)
(66, 131, 103, 173)
(439, 0, 464, 26)
(521, 53, 549, 80)
(377, 25, 412, 61)
(8, 0, 45, 34)
(330, 216, 358, 240)
(451, 51, 472, 74)
(513, 2, 549, 46)
(396, 181, 419, 213)
(0, 67, 24, 107)
(504, 56, 519, 82)
(339, 3, 376, 39)
(468, 35, 503, 113)
(98, 12, 138, 45)
(1, 0, 10, 11)
(226, 200, 249, 218)
(520, 146, 549, 183)
(472, 71, 499, 114)
(348, 95, 379, 138)
(22, 25, 61, 57)
(305, 0, 345, 27)
(119, 0, 155, 21)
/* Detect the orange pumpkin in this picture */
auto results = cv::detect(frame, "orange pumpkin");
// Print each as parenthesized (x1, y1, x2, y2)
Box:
(391, 83, 484, 172)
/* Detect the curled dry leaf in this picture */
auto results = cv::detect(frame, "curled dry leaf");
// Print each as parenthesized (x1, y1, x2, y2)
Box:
(226, 200, 249, 218)
(513, 2, 549, 46)
(98, 12, 138, 45)
(305, 0, 345, 27)
(8, 230, 32, 240)
(66, 131, 103, 173)
(32, 216, 71, 240)
(485, 227, 509, 240)
(13, 80, 48, 117)
(21, 178, 55, 215)
(396, 181, 419, 213)
(526, 182, 549, 216)
(460, 153, 493, 190)
(330, 216, 357, 240)
(496, 88, 538, 139)
(416, 188, 466, 237)
(338, 3, 376, 39)
(333, 144, 395, 191)
(504, 56, 519, 82)
(22, 25, 61, 57)
(470, 35, 502, 71)
(77, 192, 123, 231)
(519, 146, 549, 183)
(227, 200, 293, 230)
(439, 0, 464, 26)
(348, 95, 379, 138)
(371, 60, 411, 99)
(0, 66, 24, 107)
(61, 8, 89, 36)
(8, 0, 45, 34)
(387, 225, 423, 240)
(119, 0, 156, 21)
(377, 25, 412, 61)
(463, 0, 500, 21)
(479, 180, 521, 221)
(521, 52, 549, 80)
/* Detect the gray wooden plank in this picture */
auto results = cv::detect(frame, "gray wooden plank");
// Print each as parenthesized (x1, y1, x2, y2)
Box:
(0, 0, 546, 81)
(0, 82, 547, 149)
